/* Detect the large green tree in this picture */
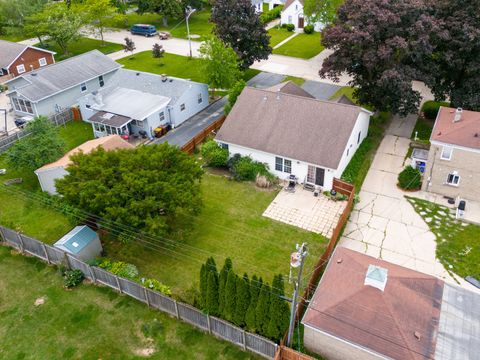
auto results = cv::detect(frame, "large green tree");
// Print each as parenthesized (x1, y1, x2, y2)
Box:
(7, 116, 65, 170)
(304, 0, 343, 25)
(25, 2, 84, 55)
(0, 0, 47, 35)
(199, 36, 242, 97)
(83, 0, 124, 45)
(137, 0, 183, 27)
(206, 270, 219, 315)
(211, 0, 271, 69)
(266, 274, 290, 341)
(56, 143, 203, 237)
(255, 282, 271, 334)
(199, 264, 207, 308)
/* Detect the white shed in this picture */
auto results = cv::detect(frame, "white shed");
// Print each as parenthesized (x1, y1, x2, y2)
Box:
(54, 225, 102, 262)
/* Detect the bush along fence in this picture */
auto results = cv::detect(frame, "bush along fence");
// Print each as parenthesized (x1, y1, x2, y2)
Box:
(0, 107, 75, 153)
(0, 225, 278, 359)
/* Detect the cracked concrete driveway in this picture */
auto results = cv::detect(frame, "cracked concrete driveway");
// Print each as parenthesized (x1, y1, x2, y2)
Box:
(339, 114, 477, 291)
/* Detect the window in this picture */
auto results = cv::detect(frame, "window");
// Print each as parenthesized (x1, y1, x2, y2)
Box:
(275, 157, 283, 171)
(357, 131, 361, 144)
(288, 15, 292, 24)
(180, 103, 186, 111)
(159, 111, 165, 122)
(16, 64, 25, 74)
(198, 93, 203, 104)
(275, 157, 291, 173)
(446, 172, 460, 186)
(38, 58, 47, 67)
(11, 97, 33, 114)
(80, 82, 87, 92)
(98, 75, 104, 87)
(441, 146, 452, 160)
(219, 143, 229, 150)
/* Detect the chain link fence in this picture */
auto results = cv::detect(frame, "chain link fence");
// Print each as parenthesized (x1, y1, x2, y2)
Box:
(0, 225, 278, 359)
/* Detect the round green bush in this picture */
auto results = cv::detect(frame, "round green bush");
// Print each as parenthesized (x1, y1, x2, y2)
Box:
(421, 100, 450, 120)
(303, 25, 314, 34)
(63, 269, 84, 288)
(286, 23, 295, 32)
(201, 140, 229, 167)
(398, 166, 422, 190)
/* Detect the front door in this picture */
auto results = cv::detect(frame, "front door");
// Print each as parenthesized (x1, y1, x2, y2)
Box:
(298, 16, 304, 29)
(307, 166, 325, 186)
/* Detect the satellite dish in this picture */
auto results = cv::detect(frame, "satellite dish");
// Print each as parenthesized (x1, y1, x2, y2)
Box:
(290, 252, 301, 268)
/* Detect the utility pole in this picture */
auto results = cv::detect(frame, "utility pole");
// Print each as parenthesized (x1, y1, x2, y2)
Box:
(185, 7, 196, 59)
(286, 243, 308, 347)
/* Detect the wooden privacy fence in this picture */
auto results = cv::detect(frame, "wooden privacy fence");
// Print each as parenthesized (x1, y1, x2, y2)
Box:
(274, 346, 316, 360)
(0, 108, 75, 153)
(0, 225, 278, 359)
(181, 115, 226, 154)
(296, 178, 355, 319)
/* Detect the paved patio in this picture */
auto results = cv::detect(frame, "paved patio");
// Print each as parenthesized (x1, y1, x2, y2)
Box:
(263, 187, 347, 238)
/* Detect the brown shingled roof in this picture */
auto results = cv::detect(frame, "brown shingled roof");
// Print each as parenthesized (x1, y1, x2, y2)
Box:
(430, 107, 480, 150)
(216, 86, 366, 169)
(35, 135, 134, 173)
(302, 247, 443, 360)
(265, 81, 315, 99)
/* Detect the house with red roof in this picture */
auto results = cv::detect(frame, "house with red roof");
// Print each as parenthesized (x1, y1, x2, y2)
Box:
(422, 107, 480, 201)
(302, 247, 480, 360)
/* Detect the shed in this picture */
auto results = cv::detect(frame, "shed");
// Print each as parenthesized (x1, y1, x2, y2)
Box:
(54, 225, 102, 262)
(411, 148, 429, 173)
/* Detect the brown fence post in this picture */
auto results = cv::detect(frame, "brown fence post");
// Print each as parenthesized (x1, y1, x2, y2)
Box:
(42, 243, 50, 264)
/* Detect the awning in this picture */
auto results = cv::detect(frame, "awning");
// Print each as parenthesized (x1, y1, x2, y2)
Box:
(89, 111, 132, 128)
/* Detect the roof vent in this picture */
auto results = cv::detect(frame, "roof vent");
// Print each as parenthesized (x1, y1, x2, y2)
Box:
(364, 264, 388, 292)
(336, 258, 343, 264)
(475, 133, 479, 138)
(414, 331, 421, 340)
(454, 108, 463, 122)
(136, 73, 140, 76)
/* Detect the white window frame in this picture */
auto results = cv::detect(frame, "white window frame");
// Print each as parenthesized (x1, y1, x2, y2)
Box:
(446, 172, 460, 186)
(159, 111, 165, 122)
(80, 82, 87, 93)
(16, 64, 26, 74)
(440, 146, 453, 160)
(38, 57, 47, 67)
(98, 75, 104, 87)
(275, 156, 291, 173)
(12, 97, 33, 114)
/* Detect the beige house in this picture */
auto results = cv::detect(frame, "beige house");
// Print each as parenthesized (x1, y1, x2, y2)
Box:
(423, 107, 480, 201)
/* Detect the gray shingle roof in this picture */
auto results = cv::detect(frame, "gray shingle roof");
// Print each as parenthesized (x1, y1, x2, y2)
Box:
(7, 50, 121, 102)
(265, 81, 315, 99)
(102, 69, 202, 105)
(0, 40, 28, 68)
(216, 86, 366, 169)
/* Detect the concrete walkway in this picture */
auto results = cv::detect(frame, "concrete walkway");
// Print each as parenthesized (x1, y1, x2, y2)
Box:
(339, 115, 479, 293)
(272, 32, 298, 50)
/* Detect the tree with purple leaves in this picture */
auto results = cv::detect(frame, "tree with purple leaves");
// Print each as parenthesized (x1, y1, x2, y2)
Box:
(319, 0, 436, 115)
(211, 0, 271, 69)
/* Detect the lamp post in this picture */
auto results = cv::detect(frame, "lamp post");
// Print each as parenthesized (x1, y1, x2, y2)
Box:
(186, 7, 197, 59)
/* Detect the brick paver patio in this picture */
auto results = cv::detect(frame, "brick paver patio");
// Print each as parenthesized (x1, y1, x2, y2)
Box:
(263, 187, 347, 238)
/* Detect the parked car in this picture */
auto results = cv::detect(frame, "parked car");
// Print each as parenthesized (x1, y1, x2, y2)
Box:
(158, 31, 171, 40)
(130, 24, 157, 37)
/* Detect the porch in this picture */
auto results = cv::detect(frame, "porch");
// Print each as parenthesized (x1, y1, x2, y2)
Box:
(263, 184, 348, 238)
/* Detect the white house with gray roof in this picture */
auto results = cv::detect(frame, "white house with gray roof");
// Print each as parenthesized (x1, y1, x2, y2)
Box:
(215, 81, 372, 190)
(78, 69, 209, 139)
(5, 50, 121, 118)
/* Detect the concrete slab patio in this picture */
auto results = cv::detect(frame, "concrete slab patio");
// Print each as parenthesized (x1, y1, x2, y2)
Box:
(339, 114, 479, 293)
(263, 187, 347, 238)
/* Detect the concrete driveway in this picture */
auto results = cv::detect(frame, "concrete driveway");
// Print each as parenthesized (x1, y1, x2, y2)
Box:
(339, 114, 478, 292)
(301, 80, 341, 100)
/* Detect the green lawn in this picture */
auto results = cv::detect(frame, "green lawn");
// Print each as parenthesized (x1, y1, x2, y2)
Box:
(273, 32, 324, 59)
(406, 197, 480, 280)
(35, 37, 123, 61)
(329, 86, 374, 112)
(117, 51, 261, 84)
(102, 173, 327, 299)
(284, 76, 305, 86)
(0, 246, 259, 359)
(268, 27, 294, 47)
(411, 116, 434, 144)
(0, 121, 93, 242)
(104, 9, 214, 42)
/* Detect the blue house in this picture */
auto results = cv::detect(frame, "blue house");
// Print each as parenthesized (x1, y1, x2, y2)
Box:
(54, 225, 102, 262)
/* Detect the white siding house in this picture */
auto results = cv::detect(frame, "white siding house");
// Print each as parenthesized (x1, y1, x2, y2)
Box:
(265, 0, 286, 11)
(281, 0, 323, 32)
(215, 82, 372, 190)
(79, 69, 209, 140)
(5, 50, 121, 118)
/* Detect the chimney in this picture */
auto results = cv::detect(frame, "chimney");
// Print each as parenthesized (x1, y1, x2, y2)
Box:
(364, 264, 388, 291)
(454, 108, 463, 122)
